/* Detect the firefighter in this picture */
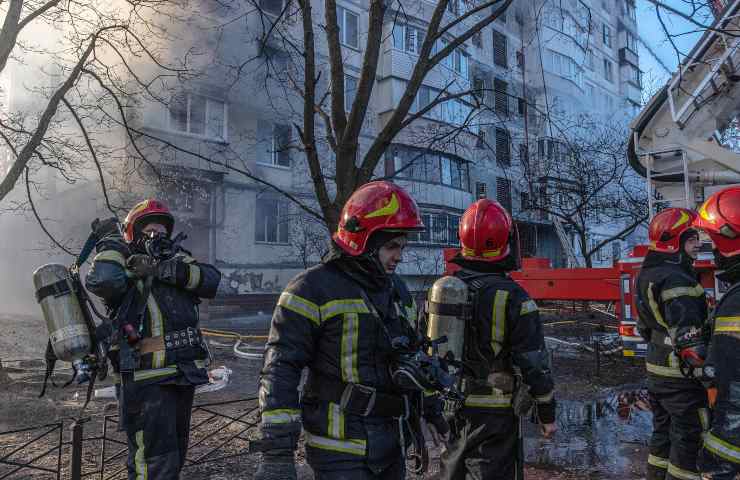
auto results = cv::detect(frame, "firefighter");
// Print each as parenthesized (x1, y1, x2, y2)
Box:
(85, 199, 221, 480)
(635, 207, 709, 480)
(254, 181, 447, 480)
(694, 186, 740, 479)
(439, 199, 557, 480)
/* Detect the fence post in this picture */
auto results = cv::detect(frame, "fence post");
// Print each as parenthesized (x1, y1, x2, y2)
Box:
(70, 419, 85, 480)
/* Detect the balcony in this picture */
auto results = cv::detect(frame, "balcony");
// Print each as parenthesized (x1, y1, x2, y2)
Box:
(619, 47, 638, 68)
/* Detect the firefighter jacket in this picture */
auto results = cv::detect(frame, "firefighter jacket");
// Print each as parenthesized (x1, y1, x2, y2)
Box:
(85, 234, 221, 385)
(454, 269, 556, 423)
(635, 252, 708, 381)
(258, 260, 419, 472)
(702, 281, 740, 465)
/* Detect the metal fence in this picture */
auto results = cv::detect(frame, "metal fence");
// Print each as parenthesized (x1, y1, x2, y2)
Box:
(0, 397, 259, 480)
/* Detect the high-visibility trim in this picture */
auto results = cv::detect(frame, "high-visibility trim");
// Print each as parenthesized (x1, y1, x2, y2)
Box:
(715, 316, 740, 333)
(364, 193, 399, 219)
(648, 282, 669, 330)
(646, 362, 684, 378)
(667, 462, 701, 480)
(95, 250, 127, 267)
(327, 402, 345, 439)
(178, 254, 197, 264)
(699, 408, 710, 432)
(491, 290, 509, 356)
(186, 265, 201, 290)
(278, 292, 320, 325)
(133, 366, 178, 381)
(320, 299, 368, 322)
(535, 391, 554, 403)
(464, 391, 512, 409)
(147, 291, 165, 369)
(705, 432, 740, 465)
(135, 430, 148, 480)
(262, 408, 301, 424)
(341, 313, 360, 383)
(520, 299, 538, 316)
(648, 454, 668, 469)
(305, 432, 366, 456)
(661, 284, 704, 302)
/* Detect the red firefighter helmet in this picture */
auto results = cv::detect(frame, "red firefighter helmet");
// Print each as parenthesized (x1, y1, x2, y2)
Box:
(123, 199, 174, 243)
(694, 186, 740, 257)
(333, 181, 424, 256)
(459, 199, 517, 263)
(648, 207, 698, 253)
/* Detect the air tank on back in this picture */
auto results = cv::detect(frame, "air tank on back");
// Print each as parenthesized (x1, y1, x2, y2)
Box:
(33, 264, 92, 363)
(426, 275, 468, 362)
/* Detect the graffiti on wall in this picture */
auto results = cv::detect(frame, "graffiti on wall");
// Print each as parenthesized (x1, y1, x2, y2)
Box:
(218, 268, 286, 294)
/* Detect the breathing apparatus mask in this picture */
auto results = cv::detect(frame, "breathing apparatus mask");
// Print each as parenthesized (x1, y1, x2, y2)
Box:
(389, 335, 464, 402)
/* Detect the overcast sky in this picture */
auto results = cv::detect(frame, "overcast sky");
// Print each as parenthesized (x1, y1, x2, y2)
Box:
(636, 0, 715, 93)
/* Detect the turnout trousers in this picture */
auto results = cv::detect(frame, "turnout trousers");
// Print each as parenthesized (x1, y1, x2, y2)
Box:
(646, 375, 709, 480)
(120, 382, 195, 480)
(439, 408, 518, 480)
(311, 456, 405, 480)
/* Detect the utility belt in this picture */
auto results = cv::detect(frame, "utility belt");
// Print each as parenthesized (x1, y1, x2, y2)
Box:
(304, 373, 407, 418)
(462, 371, 515, 395)
(109, 327, 207, 372)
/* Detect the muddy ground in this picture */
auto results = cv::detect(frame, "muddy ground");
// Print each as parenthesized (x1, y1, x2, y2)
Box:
(0, 309, 649, 479)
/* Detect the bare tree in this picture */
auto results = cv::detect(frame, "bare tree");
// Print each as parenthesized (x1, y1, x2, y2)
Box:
(235, 0, 515, 231)
(520, 115, 647, 267)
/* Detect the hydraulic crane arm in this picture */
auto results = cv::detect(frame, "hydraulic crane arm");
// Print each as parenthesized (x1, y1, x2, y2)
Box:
(629, 0, 740, 211)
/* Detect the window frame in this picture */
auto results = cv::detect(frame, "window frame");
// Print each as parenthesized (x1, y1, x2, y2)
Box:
(255, 197, 291, 245)
(408, 211, 462, 246)
(166, 93, 228, 142)
(337, 6, 360, 49)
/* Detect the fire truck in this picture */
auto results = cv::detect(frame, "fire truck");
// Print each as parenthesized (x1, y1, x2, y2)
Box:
(442, 1, 740, 356)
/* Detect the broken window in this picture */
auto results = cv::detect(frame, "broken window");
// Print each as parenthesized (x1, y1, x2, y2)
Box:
(256, 197, 290, 244)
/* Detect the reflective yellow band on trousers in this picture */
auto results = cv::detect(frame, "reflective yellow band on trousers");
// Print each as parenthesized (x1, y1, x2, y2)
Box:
(646, 362, 684, 378)
(648, 454, 668, 469)
(135, 430, 148, 480)
(667, 462, 701, 480)
(305, 432, 366, 456)
(262, 408, 301, 424)
(464, 391, 512, 409)
(705, 432, 740, 464)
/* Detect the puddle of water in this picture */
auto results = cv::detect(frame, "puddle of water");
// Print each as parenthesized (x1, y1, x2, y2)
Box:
(525, 389, 651, 477)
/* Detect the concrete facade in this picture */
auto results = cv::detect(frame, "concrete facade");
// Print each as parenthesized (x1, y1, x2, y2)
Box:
(123, 0, 641, 302)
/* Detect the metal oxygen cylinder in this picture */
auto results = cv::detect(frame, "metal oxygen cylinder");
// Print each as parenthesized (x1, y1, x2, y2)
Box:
(33, 264, 93, 363)
(426, 275, 468, 363)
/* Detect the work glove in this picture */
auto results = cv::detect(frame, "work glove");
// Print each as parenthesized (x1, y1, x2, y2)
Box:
(126, 254, 158, 278)
(126, 255, 182, 285)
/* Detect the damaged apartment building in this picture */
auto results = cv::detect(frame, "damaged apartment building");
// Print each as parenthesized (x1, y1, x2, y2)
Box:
(118, 0, 641, 314)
